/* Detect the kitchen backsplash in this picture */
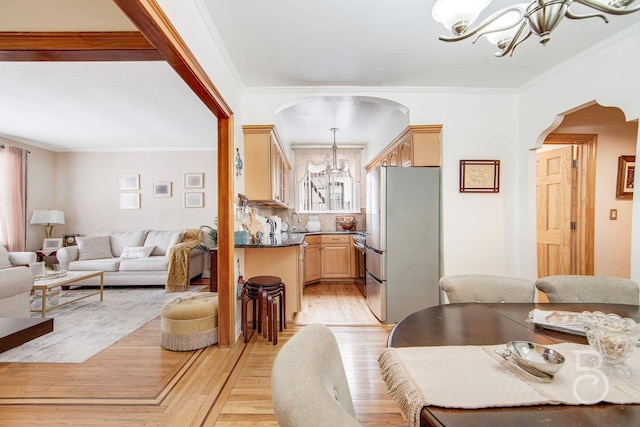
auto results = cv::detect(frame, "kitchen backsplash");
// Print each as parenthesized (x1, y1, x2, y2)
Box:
(246, 205, 366, 232)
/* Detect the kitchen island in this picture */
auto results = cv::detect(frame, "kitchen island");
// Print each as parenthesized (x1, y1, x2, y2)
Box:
(210, 231, 360, 322)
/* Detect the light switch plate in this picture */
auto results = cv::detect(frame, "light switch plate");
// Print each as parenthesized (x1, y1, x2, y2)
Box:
(610, 209, 618, 220)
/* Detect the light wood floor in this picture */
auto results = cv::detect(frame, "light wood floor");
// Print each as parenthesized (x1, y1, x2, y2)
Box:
(0, 281, 405, 426)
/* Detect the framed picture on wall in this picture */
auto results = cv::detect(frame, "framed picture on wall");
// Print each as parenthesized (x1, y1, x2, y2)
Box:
(120, 174, 140, 191)
(185, 192, 204, 208)
(42, 238, 63, 251)
(153, 182, 172, 198)
(616, 155, 635, 200)
(184, 173, 204, 189)
(459, 160, 500, 193)
(120, 193, 141, 209)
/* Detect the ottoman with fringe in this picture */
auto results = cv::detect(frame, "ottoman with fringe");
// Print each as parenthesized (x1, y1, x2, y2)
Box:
(161, 292, 218, 351)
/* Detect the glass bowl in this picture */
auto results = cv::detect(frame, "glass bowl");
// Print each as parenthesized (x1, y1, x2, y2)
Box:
(580, 311, 640, 378)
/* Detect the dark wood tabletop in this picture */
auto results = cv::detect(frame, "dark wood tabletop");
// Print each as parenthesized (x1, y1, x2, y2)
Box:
(387, 303, 640, 427)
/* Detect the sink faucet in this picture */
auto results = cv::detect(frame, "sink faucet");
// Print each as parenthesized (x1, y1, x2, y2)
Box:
(291, 211, 301, 225)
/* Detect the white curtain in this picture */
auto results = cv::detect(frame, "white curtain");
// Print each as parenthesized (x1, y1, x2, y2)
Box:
(0, 145, 27, 251)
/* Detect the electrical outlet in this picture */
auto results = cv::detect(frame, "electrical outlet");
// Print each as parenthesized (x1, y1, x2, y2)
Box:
(610, 209, 618, 220)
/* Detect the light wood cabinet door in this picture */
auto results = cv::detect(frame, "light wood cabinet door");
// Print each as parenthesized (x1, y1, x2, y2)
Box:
(388, 149, 399, 166)
(304, 243, 321, 284)
(320, 235, 353, 279)
(400, 139, 412, 167)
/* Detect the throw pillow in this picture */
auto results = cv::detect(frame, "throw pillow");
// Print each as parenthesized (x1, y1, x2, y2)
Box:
(120, 246, 154, 259)
(77, 236, 113, 260)
(0, 244, 11, 269)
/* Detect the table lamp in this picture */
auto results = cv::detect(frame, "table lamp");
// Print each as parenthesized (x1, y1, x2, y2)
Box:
(30, 210, 65, 238)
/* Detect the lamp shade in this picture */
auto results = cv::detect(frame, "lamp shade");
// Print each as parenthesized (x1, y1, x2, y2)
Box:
(30, 210, 65, 225)
(432, 0, 491, 32)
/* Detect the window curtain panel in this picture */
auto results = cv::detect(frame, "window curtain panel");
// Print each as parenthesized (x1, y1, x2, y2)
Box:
(293, 148, 362, 183)
(0, 145, 27, 251)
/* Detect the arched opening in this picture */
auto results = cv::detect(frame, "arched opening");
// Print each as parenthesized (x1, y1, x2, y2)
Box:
(535, 102, 637, 299)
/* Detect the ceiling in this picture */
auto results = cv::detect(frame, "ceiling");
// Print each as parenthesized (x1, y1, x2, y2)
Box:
(1, 0, 639, 151)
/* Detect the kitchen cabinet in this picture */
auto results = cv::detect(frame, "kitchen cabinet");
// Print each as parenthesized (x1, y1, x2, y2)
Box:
(365, 125, 442, 171)
(244, 245, 302, 322)
(243, 125, 291, 207)
(304, 235, 321, 284)
(320, 234, 353, 279)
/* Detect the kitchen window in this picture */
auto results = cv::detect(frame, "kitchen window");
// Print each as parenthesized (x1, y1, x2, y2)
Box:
(293, 147, 361, 213)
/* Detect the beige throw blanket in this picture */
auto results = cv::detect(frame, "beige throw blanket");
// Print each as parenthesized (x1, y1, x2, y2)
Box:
(379, 343, 640, 427)
(166, 228, 203, 293)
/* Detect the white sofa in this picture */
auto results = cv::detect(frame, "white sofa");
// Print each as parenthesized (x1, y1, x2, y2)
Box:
(0, 245, 36, 317)
(56, 230, 204, 287)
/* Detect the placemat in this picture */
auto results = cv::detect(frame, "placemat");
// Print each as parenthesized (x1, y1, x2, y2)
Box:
(379, 343, 640, 427)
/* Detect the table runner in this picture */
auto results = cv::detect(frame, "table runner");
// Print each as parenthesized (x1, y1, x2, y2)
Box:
(379, 343, 640, 427)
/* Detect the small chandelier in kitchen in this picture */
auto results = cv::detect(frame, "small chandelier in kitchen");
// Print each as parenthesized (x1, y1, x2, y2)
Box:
(432, 0, 640, 57)
(324, 128, 349, 175)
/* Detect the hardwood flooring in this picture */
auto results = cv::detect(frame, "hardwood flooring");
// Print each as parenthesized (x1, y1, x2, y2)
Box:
(0, 281, 405, 426)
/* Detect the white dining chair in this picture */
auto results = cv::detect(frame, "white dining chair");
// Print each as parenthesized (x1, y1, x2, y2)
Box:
(271, 323, 361, 427)
(535, 275, 640, 305)
(439, 274, 535, 303)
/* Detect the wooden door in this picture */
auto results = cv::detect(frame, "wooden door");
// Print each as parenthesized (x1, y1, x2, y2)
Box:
(536, 146, 573, 279)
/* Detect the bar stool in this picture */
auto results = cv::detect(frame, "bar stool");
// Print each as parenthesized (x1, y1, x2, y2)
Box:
(241, 275, 286, 345)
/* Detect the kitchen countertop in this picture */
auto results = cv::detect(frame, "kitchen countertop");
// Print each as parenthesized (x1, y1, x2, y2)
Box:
(231, 230, 363, 249)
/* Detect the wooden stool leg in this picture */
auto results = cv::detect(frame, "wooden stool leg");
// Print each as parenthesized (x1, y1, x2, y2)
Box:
(261, 289, 268, 338)
(280, 282, 287, 330)
(270, 295, 278, 345)
(241, 289, 249, 342)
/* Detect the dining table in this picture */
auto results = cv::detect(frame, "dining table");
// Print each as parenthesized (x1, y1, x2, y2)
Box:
(386, 302, 640, 427)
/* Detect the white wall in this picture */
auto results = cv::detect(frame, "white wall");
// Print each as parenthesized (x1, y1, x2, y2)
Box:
(54, 151, 218, 237)
(519, 26, 640, 282)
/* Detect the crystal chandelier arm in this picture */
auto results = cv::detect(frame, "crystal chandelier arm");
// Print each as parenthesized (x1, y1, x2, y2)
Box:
(576, 0, 640, 15)
(439, 6, 525, 42)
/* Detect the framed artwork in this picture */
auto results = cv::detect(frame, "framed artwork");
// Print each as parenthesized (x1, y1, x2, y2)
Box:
(120, 174, 140, 191)
(120, 193, 141, 209)
(460, 160, 500, 193)
(184, 173, 204, 189)
(153, 181, 172, 198)
(42, 238, 63, 251)
(616, 155, 635, 200)
(63, 234, 79, 247)
(185, 192, 204, 208)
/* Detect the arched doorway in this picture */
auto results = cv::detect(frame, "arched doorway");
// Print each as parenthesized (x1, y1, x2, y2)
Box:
(536, 103, 637, 292)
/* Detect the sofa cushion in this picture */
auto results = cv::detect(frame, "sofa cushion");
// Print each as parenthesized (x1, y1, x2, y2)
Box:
(69, 258, 121, 272)
(77, 236, 113, 261)
(98, 231, 148, 257)
(119, 256, 169, 272)
(0, 244, 11, 270)
(144, 230, 183, 256)
(120, 246, 154, 259)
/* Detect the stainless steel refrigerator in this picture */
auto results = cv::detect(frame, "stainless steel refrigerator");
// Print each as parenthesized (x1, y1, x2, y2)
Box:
(365, 166, 440, 322)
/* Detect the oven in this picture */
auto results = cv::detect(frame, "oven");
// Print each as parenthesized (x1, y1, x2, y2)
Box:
(353, 232, 366, 296)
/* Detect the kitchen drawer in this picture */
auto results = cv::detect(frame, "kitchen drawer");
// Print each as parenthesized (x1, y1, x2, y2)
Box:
(320, 234, 350, 244)
(304, 235, 321, 245)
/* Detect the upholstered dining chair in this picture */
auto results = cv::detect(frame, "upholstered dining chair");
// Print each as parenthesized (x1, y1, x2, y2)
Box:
(535, 275, 640, 305)
(271, 323, 361, 427)
(439, 274, 535, 303)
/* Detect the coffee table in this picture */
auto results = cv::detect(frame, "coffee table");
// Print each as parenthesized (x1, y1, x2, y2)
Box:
(31, 271, 104, 317)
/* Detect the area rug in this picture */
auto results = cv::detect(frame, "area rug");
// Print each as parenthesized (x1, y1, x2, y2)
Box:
(0, 285, 205, 364)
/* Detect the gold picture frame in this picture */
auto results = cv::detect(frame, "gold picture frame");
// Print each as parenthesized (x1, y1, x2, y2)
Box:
(616, 155, 635, 200)
(459, 160, 500, 193)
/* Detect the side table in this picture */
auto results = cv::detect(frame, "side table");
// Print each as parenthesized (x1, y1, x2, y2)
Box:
(35, 250, 57, 262)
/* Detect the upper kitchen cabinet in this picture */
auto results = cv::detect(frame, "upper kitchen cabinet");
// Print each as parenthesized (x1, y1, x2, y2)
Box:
(243, 125, 291, 207)
(366, 125, 442, 171)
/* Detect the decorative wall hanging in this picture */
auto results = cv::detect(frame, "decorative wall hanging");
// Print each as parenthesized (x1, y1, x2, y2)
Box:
(185, 173, 204, 189)
(235, 148, 243, 176)
(120, 174, 140, 191)
(120, 193, 141, 209)
(153, 182, 172, 198)
(460, 159, 500, 193)
(185, 192, 204, 208)
(616, 155, 635, 200)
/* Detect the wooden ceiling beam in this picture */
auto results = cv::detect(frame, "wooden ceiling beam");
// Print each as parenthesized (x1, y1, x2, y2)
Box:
(0, 31, 163, 61)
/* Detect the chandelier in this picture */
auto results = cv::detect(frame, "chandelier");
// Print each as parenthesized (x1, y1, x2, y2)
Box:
(324, 128, 349, 175)
(432, 0, 640, 57)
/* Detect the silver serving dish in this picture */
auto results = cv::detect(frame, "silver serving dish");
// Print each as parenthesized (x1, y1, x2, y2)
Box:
(495, 341, 565, 381)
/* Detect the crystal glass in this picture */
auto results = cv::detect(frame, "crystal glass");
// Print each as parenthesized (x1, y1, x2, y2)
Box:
(581, 311, 640, 379)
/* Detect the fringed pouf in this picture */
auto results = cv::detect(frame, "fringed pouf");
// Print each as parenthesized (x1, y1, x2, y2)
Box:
(160, 292, 218, 351)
